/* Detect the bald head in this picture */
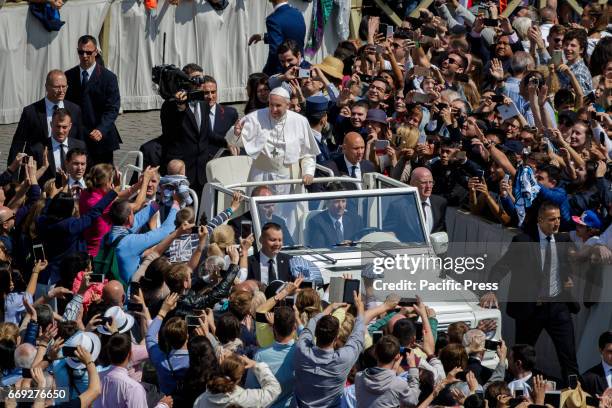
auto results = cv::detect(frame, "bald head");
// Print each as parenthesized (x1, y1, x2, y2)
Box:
(343, 132, 366, 165)
(102, 280, 125, 306)
(45, 70, 68, 103)
(0, 206, 15, 232)
(234, 280, 260, 294)
(14, 343, 36, 369)
(410, 167, 434, 200)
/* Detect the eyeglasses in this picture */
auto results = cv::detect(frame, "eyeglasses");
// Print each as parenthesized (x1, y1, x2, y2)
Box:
(446, 57, 461, 66)
(77, 49, 95, 56)
(369, 84, 386, 93)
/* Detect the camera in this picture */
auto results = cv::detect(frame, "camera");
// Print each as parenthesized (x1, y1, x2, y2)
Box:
(152, 64, 205, 101)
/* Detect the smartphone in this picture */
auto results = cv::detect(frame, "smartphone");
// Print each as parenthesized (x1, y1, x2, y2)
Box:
(544, 392, 561, 407)
(298, 68, 310, 79)
(386, 25, 394, 38)
(483, 18, 498, 26)
(379, 23, 388, 36)
(130, 281, 140, 297)
(22, 368, 32, 378)
(300, 280, 313, 289)
(343, 279, 361, 304)
(552, 50, 563, 66)
(255, 312, 268, 323)
(492, 94, 505, 103)
(241, 220, 252, 239)
(372, 330, 383, 343)
(90, 274, 105, 283)
(191, 226, 200, 234)
(413, 92, 431, 103)
(359, 74, 373, 84)
(600, 132, 606, 145)
(374, 140, 390, 151)
(454, 73, 470, 83)
(63, 346, 77, 358)
(398, 297, 417, 306)
(503, 173, 510, 183)
(406, 17, 422, 29)
(99, 316, 113, 326)
(279, 296, 295, 308)
(32, 243, 45, 262)
(413, 66, 430, 77)
(394, 28, 413, 39)
(476, 169, 486, 181)
(584, 91, 596, 104)
(485, 339, 501, 351)
(185, 315, 200, 327)
(21, 156, 29, 165)
(568, 374, 578, 389)
(514, 388, 525, 398)
(421, 26, 437, 38)
(54, 173, 63, 189)
(127, 302, 143, 312)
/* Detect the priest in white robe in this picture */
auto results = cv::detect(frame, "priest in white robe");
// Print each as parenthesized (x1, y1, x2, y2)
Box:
(230, 87, 321, 195)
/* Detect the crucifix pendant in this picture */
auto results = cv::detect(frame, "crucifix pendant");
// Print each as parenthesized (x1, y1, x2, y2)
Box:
(272, 147, 279, 157)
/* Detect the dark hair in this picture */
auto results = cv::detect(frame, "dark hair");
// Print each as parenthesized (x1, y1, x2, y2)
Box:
(46, 192, 76, 224)
(351, 100, 370, 111)
(538, 201, 560, 217)
(511, 344, 536, 371)
(439, 343, 469, 373)
(183, 335, 219, 404)
(207, 353, 243, 394)
(66, 147, 87, 163)
(162, 317, 188, 350)
(52, 108, 72, 124)
(251, 185, 272, 196)
(0, 339, 16, 371)
(315, 315, 340, 347)
(277, 39, 301, 57)
(307, 111, 327, 126)
(598, 330, 612, 350)
(109, 199, 132, 226)
(392, 318, 416, 346)
(182, 63, 203, 75)
(375, 335, 400, 364)
(229, 290, 253, 320)
(78, 35, 97, 47)
(273, 306, 296, 338)
(485, 381, 511, 408)
(261, 222, 282, 235)
(554, 89, 576, 110)
(563, 29, 588, 60)
(370, 76, 392, 94)
(216, 313, 241, 344)
(245, 73, 270, 115)
(201, 75, 216, 85)
(140, 257, 171, 290)
(59, 252, 90, 290)
(465, 394, 486, 408)
(57, 320, 79, 341)
(34, 304, 54, 330)
(538, 164, 562, 186)
(589, 36, 612, 77)
(107, 333, 132, 365)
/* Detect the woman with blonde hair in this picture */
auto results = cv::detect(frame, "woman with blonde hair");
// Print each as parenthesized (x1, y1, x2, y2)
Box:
(208, 224, 236, 256)
(295, 288, 322, 326)
(391, 125, 420, 183)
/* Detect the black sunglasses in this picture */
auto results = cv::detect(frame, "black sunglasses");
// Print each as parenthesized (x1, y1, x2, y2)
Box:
(77, 49, 95, 56)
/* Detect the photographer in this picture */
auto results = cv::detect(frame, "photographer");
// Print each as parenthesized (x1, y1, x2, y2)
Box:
(160, 63, 213, 198)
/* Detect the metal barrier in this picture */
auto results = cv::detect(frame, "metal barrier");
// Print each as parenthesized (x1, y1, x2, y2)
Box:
(118, 150, 143, 189)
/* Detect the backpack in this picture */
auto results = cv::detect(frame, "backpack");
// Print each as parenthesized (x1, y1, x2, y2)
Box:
(93, 233, 127, 288)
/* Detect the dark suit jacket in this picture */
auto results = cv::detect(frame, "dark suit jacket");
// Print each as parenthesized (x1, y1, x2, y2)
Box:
(8, 99, 83, 165)
(488, 231, 577, 319)
(306, 210, 364, 247)
(383, 193, 447, 243)
(210, 104, 238, 156)
(581, 362, 608, 397)
(228, 211, 294, 247)
(262, 4, 306, 75)
(247, 252, 293, 283)
(160, 100, 213, 186)
(310, 155, 377, 192)
(466, 357, 494, 385)
(30, 137, 87, 185)
(64, 64, 121, 153)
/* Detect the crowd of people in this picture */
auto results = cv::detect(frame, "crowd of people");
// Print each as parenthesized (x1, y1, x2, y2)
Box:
(1, 0, 611, 406)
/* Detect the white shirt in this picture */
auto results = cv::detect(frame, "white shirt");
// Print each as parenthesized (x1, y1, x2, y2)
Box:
(508, 373, 533, 397)
(209, 104, 217, 130)
(51, 137, 68, 171)
(259, 251, 277, 285)
(603, 359, 612, 388)
(538, 227, 561, 297)
(68, 176, 86, 189)
(344, 156, 361, 178)
(44, 97, 64, 138)
(421, 197, 433, 234)
(79, 62, 96, 85)
(273, 1, 288, 11)
(312, 129, 322, 143)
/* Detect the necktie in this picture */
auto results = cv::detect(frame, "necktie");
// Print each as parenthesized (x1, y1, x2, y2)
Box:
(53, 104, 58, 112)
(335, 219, 343, 244)
(268, 258, 277, 282)
(192, 103, 202, 130)
(350, 165, 357, 178)
(543, 236, 552, 296)
(422, 202, 428, 221)
(59, 143, 66, 170)
(81, 70, 89, 87)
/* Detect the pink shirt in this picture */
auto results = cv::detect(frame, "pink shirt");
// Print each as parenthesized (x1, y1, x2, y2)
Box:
(94, 366, 148, 408)
(71, 270, 106, 312)
(80, 187, 113, 256)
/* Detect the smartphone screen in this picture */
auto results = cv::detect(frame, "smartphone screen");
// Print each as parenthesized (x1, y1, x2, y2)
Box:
(32, 244, 45, 262)
(54, 173, 63, 189)
(127, 302, 143, 312)
(185, 315, 200, 327)
(374, 140, 390, 151)
(255, 312, 268, 323)
(568, 374, 578, 389)
(22, 368, 32, 378)
(492, 94, 505, 103)
(90, 274, 105, 283)
(63, 346, 77, 358)
(398, 297, 417, 306)
(130, 281, 140, 297)
(485, 339, 501, 351)
(241, 220, 252, 239)
(372, 331, 383, 343)
(299, 280, 313, 289)
(298, 68, 310, 78)
(552, 50, 563, 66)
(514, 388, 525, 398)
(422, 26, 437, 38)
(544, 392, 560, 407)
(343, 279, 361, 304)
(483, 18, 498, 26)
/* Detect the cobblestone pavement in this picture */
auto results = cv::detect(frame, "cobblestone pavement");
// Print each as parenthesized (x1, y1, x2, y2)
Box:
(0, 103, 244, 171)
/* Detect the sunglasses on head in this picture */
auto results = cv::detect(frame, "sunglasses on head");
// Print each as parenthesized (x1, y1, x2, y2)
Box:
(77, 49, 95, 56)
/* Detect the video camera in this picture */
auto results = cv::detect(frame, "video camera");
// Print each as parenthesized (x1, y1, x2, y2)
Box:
(152, 64, 205, 101)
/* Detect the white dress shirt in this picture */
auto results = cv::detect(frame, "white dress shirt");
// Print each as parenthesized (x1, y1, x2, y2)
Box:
(537, 227, 561, 297)
(344, 156, 361, 179)
(44, 98, 64, 137)
(51, 137, 68, 171)
(68, 176, 86, 189)
(273, 1, 288, 11)
(603, 359, 612, 388)
(79, 63, 96, 86)
(189, 101, 202, 130)
(209, 104, 216, 130)
(259, 251, 278, 285)
(421, 197, 433, 234)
